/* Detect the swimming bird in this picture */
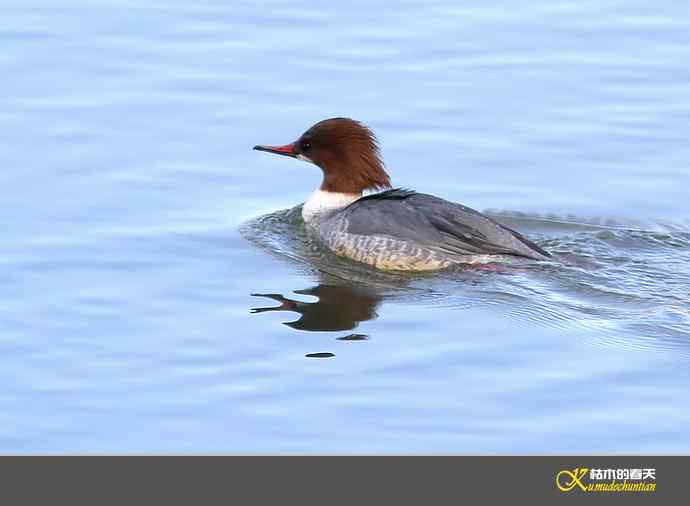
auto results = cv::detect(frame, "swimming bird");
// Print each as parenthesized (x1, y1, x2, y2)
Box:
(253, 118, 551, 271)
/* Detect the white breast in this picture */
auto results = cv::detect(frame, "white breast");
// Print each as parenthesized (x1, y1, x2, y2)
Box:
(302, 190, 360, 225)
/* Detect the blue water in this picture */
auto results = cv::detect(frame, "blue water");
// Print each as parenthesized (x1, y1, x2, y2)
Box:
(2, 0, 690, 453)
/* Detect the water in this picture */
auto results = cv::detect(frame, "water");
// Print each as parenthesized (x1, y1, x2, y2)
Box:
(2, 0, 689, 453)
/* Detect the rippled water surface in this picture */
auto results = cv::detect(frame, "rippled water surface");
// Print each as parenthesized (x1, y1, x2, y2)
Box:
(2, 0, 690, 453)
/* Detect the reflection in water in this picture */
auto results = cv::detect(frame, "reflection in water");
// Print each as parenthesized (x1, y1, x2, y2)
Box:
(251, 284, 381, 332)
(337, 334, 369, 341)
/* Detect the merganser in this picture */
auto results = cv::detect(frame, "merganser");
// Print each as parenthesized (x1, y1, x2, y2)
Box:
(253, 118, 551, 271)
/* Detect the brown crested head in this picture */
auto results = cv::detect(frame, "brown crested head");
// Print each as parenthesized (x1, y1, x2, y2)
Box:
(253, 117, 391, 194)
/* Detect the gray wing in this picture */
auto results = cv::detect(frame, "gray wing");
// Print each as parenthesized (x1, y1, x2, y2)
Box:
(334, 190, 551, 261)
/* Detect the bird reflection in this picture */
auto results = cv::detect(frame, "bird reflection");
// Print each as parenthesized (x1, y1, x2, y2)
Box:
(251, 284, 382, 332)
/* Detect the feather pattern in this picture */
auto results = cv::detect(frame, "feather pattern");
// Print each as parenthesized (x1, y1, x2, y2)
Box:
(316, 189, 551, 269)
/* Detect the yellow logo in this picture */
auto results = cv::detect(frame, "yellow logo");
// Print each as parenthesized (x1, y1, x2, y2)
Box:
(556, 468, 589, 492)
(555, 467, 656, 493)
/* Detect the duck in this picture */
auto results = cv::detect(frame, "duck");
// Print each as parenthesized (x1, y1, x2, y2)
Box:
(254, 117, 550, 271)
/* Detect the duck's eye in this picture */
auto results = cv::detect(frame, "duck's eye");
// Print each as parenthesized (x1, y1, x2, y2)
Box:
(301, 142, 311, 152)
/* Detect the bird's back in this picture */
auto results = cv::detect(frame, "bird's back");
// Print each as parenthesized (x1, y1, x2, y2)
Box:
(316, 189, 550, 271)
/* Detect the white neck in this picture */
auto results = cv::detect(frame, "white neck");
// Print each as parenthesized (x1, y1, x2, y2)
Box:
(302, 189, 361, 224)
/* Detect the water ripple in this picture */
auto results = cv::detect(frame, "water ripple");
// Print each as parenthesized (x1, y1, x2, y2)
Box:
(242, 208, 690, 357)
